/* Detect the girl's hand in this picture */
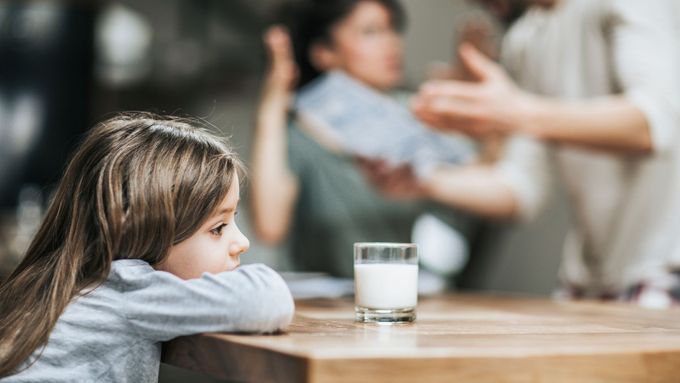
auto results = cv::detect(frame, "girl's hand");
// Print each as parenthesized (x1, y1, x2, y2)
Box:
(412, 44, 533, 139)
(262, 26, 298, 105)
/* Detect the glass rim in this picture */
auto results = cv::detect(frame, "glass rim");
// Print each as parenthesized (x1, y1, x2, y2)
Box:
(354, 242, 417, 249)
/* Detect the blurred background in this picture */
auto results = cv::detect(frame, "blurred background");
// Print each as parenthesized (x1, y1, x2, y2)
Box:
(0, 0, 566, 295)
(0, 1, 569, 381)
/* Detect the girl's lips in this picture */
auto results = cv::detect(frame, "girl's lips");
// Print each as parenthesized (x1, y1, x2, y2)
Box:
(226, 257, 240, 271)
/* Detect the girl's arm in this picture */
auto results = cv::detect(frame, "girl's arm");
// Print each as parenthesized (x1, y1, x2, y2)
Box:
(121, 263, 295, 342)
(250, 26, 300, 244)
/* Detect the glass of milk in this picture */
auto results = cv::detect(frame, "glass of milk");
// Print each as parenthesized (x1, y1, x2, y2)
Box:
(354, 242, 418, 323)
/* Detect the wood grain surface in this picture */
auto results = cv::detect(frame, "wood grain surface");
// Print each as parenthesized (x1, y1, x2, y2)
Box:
(162, 294, 680, 383)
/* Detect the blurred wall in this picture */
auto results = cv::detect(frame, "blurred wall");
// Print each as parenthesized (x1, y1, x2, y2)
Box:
(0, 0, 569, 295)
(0, 2, 570, 383)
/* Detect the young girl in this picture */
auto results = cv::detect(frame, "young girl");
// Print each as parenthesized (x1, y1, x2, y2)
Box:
(0, 113, 295, 381)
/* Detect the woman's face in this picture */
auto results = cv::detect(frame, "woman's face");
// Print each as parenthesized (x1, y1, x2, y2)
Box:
(316, 1, 404, 91)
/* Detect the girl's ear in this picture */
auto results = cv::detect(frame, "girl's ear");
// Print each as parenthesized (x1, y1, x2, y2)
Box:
(310, 42, 339, 71)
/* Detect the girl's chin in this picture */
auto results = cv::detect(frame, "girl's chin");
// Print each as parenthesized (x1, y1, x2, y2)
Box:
(225, 259, 240, 271)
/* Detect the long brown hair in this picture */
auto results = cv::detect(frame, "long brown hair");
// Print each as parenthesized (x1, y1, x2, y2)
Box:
(0, 112, 243, 377)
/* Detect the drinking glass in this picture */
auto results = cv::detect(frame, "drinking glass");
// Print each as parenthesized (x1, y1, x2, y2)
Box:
(354, 242, 418, 323)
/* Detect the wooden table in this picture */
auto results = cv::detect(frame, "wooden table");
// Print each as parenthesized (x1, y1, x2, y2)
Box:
(162, 295, 680, 382)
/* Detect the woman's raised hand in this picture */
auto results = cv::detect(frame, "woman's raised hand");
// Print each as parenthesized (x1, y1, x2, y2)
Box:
(262, 26, 298, 104)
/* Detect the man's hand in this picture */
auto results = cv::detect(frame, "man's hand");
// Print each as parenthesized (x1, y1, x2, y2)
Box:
(413, 44, 534, 138)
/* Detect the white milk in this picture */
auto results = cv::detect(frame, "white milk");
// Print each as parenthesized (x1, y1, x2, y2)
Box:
(354, 264, 418, 309)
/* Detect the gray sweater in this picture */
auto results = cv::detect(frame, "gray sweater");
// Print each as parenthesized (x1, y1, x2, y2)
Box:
(4, 260, 295, 382)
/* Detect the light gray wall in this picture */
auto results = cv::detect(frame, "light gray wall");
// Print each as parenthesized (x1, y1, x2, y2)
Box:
(401, 0, 478, 87)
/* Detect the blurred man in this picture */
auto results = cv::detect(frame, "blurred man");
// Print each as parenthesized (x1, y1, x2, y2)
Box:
(369, 0, 680, 307)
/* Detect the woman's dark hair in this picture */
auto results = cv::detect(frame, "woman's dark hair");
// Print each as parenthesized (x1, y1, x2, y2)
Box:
(272, 0, 406, 88)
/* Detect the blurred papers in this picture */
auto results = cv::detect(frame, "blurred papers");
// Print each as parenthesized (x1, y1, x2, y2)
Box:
(295, 71, 475, 178)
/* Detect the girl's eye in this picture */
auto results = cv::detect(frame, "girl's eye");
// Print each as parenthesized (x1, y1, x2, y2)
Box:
(210, 223, 227, 236)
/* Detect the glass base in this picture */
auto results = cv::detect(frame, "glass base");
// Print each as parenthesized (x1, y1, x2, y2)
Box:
(355, 306, 416, 323)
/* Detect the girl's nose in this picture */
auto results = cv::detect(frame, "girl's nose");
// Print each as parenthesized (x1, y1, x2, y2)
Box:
(229, 225, 250, 257)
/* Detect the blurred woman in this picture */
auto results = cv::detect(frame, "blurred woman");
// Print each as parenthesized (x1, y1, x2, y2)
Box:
(251, 0, 476, 280)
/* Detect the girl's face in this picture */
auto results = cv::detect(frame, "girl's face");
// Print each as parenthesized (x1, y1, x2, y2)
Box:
(159, 173, 250, 279)
(315, 1, 404, 91)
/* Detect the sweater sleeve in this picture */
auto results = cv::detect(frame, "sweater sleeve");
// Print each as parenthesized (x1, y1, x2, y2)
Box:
(115, 263, 295, 342)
